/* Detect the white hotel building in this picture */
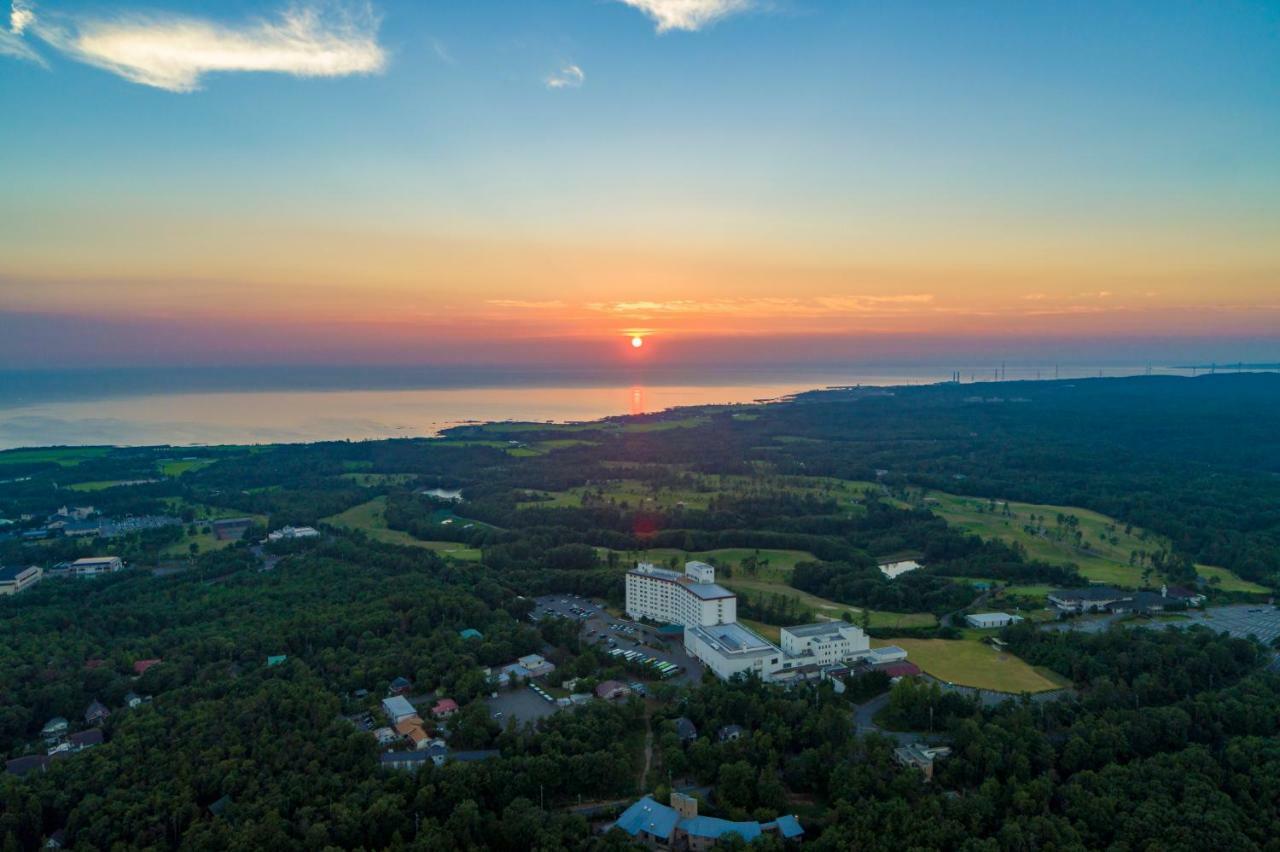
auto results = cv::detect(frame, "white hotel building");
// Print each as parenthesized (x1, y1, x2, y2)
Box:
(626, 560, 900, 683)
(625, 561, 737, 628)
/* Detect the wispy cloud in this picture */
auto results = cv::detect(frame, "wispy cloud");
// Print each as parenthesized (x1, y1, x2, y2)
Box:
(3, 1, 386, 92)
(585, 294, 937, 318)
(1, 0, 42, 62)
(545, 63, 584, 89)
(486, 299, 567, 309)
(615, 0, 752, 32)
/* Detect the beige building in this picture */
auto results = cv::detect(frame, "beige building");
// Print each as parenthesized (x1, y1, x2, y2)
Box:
(0, 564, 42, 595)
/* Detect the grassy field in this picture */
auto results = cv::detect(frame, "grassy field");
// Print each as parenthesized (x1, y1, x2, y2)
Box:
(926, 491, 1166, 587)
(1194, 564, 1270, 594)
(880, 637, 1069, 693)
(624, 547, 818, 581)
(926, 490, 1267, 593)
(0, 447, 110, 467)
(159, 458, 215, 477)
(67, 480, 132, 492)
(519, 473, 885, 513)
(721, 576, 937, 629)
(322, 497, 482, 559)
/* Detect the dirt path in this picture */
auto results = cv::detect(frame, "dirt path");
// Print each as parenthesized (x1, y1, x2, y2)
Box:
(640, 719, 654, 787)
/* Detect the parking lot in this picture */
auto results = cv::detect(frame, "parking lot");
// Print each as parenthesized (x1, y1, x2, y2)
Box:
(1170, 604, 1280, 645)
(531, 594, 705, 686)
(1047, 604, 1280, 646)
(484, 686, 562, 727)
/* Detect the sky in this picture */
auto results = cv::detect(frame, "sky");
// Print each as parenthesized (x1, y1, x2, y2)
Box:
(1, 0, 1278, 370)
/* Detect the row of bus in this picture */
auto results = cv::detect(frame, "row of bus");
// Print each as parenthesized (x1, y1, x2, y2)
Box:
(608, 647, 681, 679)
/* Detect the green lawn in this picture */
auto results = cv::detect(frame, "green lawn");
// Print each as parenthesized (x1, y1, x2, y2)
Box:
(67, 480, 133, 492)
(1194, 564, 1269, 593)
(519, 473, 885, 513)
(880, 638, 1069, 693)
(322, 497, 481, 559)
(720, 576, 936, 630)
(0, 447, 111, 466)
(926, 491, 1165, 587)
(159, 458, 215, 477)
(625, 547, 819, 582)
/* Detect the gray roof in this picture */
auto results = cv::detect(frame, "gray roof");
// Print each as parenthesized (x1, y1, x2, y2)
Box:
(0, 564, 37, 582)
(683, 582, 735, 601)
(1049, 586, 1127, 601)
(782, 621, 852, 638)
(674, 717, 698, 739)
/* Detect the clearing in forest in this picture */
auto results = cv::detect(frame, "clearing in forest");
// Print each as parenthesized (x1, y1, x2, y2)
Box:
(880, 637, 1069, 694)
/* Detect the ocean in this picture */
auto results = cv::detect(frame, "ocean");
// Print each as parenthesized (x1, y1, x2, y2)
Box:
(0, 364, 1198, 450)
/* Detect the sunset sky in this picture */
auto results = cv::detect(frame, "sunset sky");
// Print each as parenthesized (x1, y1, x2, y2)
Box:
(2, 0, 1277, 369)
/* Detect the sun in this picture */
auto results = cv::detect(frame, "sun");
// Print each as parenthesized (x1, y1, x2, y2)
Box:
(631, 336, 644, 348)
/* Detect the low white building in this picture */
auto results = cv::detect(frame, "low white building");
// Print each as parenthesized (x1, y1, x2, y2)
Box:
(684, 621, 783, 681)
(381, 695, 418, 723)
(267, 526, 319, 542)
(879, 560, 921, 579)
(779, 621, 872, 666)
(0, 564, 42, 595)
(625, 561, 737, 627)
(964, 612, 1024, 629)
(69, 557, 123, 577)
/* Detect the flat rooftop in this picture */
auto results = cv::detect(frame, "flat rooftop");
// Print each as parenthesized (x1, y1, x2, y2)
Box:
(782, 621, 852, 638)
(689, 622, 778, 656)
(627, 564, 735, 600)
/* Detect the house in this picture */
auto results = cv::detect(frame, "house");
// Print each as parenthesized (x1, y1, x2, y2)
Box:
(208, 795, 233, 818)
(394, 718, 431, 749)
(516, 654, 556, 678)
(494, 663, 532, 688)
(381, 695, 418, 723)
(44, 829, 67, 849)
(210, 518, 253, 541)
(266, 654, 288, 667)
(595, 680, 631, 701)
(1048, 586, 1130, 613)
(124, 692, 142, 709)
(0, 564, 42, 595)
(133, 658, 162, 676)
(717, 724, 744, 743)
(40, 717, 68, 741)
(67, 729, 103, 751)
(674, 717, 698, 743)
(431, 698, 459, 719)
(894, 743, 952, 781)
(1164, 585, 1206, 606)
(373, 727, 399, 747)
(964, 612, 1024, 629)
(69, 556, 123, 577)
(84, 700, 110, 726)
(6, 755, 50, 777)
(388, 676, 413, 695)
(459, 628, 483, 640)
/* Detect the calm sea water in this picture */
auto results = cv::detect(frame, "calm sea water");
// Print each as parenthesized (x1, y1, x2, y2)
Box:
(0, 364, 1193, 450)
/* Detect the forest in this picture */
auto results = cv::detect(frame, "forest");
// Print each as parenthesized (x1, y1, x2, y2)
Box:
(2, 373, 1279, 849)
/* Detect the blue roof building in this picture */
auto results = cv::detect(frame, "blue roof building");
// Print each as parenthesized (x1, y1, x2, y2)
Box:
(612, 794, 803, 847)
(615, 796, 681, 845)
(459, 628, 483, 640)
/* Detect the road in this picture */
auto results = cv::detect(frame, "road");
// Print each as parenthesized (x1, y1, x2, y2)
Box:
(852, 693, 925, 745)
